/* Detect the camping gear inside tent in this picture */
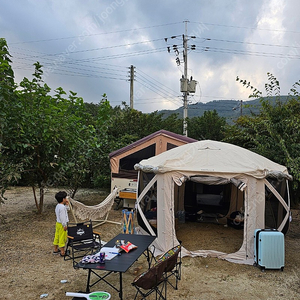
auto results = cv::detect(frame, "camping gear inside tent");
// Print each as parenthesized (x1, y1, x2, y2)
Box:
(134, 140, 292, 265)
(109, 130, 196, 208)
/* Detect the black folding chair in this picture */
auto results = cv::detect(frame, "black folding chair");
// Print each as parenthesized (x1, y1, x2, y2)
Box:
(64, 220, 101, 267)
(132, 259, 167, 300)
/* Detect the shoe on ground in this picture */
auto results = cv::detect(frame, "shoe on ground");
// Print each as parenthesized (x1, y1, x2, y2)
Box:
(60, 250, 70, 257)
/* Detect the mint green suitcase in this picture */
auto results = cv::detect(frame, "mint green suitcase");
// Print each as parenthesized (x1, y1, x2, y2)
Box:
(254, 229, 284, 271)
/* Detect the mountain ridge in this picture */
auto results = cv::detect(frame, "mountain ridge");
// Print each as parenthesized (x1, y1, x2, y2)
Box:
(158, 96, 289, 122)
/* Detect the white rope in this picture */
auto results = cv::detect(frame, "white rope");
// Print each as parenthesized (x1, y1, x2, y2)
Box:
(69, 187, 118, 221)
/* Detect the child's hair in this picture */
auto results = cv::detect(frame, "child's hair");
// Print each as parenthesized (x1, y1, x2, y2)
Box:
(55, 191, 68, 203)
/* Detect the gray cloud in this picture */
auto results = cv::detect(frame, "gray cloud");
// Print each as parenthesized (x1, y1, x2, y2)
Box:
(1, 0, 300, 113)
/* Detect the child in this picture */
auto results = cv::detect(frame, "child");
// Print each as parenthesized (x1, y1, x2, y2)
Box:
(53, 191, 70, 257)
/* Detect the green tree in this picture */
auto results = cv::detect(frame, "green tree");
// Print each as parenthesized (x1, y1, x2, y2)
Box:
(0, 38, 15, 101)
(187, 110, 227, 141)
(107, 102, 182, 150)
(83, 95, 112, 189)
(226, 73, 300, 205)
(0, 38, 19, 203)
(1, 57, 111, 212)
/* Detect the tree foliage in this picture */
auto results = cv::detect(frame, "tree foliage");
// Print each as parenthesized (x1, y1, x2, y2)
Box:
(0, 47, 111, 212)
(103, 102, 182, 153)
(107, 102, 182, 141)
(0, 38, 19, 203)
(187, 110, 226, 141)
(226, 73, 300, 205)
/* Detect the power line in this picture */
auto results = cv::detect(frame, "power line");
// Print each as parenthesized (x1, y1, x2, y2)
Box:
(11, 46, 169, 82)
(137, 69, 179, 97)
(78, 48, 167, 61)
(44, 70, 127, 81)
(9, 22, 183, 44)
(135, 76, 180, 101)
(135, 70, 180, 100)
(11, 47, 167, 63)
(48, 39, 165, 56)
(12, 57, 128, 80)
(201, 37, 300, 49)
(11, 46, 131, 71)
(135, 78, 182, 107)
(190, 21, 300, 34)
(195, 46, 300, 59)
(10, 20, 300, 46)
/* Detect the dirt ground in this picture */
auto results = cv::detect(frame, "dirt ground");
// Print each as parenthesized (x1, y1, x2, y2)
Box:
(0, 187, 299, 300)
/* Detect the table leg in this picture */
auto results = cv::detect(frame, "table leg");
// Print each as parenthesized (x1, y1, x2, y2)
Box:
(119, 272, 123, 300)
(86, 269, 91, 293)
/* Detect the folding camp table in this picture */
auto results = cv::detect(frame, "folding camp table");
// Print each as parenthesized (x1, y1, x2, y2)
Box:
(75, 233, 156, 300)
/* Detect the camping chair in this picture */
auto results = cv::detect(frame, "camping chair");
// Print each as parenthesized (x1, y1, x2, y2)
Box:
(153, 245, 182, 290)
(64, 220, 101, 267)
(122, 209, 135, 234)
(132, 259, 167, 300)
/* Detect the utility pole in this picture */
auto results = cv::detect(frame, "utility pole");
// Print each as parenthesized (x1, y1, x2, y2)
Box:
(129, 65, 135, 109)
(240, 100, 243, 116)
(233, 100, 243, 116)
(183, 21, 188, 136)
(165, 21, 197, 136)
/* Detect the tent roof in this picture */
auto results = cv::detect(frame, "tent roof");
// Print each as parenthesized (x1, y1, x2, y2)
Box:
(135, 140, 291, 179)
(109, 129, 197, 159)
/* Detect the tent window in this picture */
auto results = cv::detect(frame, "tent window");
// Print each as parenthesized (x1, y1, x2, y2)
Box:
(167, 142, 178, 150)
(119, 144, 155, 171)
(265, 178, 289, 234)
(112, 169, 137, 179)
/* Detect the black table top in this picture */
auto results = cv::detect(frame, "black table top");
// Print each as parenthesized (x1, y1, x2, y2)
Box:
(76, 233, 156, 273)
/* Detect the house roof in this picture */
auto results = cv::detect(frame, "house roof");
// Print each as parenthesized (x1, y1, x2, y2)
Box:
(109, 129, 197, 159)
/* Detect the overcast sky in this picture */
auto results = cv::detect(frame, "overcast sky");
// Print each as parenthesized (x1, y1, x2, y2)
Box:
(1, 0, 300, 113)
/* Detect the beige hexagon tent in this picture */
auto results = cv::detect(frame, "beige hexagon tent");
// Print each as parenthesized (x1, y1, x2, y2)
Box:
(134, 140, 292, 265)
